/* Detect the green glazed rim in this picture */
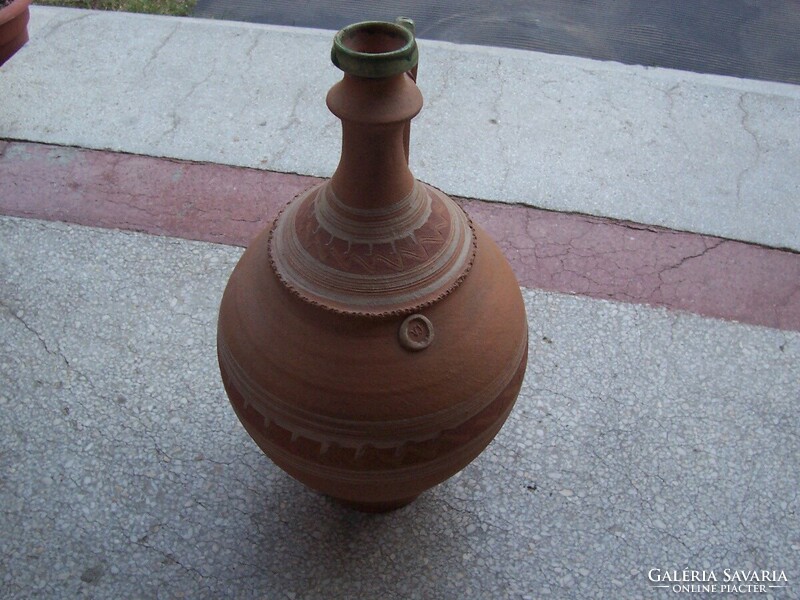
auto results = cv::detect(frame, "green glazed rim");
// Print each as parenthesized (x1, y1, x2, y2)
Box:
(331, 20, 418, 78)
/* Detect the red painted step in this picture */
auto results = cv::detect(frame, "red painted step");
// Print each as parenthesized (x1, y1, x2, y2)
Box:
(2, 140, 798, 331)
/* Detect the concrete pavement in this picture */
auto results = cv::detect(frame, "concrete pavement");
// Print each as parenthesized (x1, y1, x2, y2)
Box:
(2, 216, 797, 598)
(1, 6, 799, 599)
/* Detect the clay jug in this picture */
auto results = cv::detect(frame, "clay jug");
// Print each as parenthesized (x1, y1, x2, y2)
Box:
(217, 19, 528, 512)
(0, 0, 32, 66)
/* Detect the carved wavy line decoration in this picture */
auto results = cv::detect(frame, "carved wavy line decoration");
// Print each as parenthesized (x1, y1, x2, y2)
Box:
(217, 330, 528, 447)
(269, 180, 477, 317)
(314, 183, 432, 243)
(220, 339, 528, 477)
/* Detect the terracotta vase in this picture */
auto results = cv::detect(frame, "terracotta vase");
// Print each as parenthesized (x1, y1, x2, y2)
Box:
(0, 0, 32, 67)
(217, 19, 528, 512)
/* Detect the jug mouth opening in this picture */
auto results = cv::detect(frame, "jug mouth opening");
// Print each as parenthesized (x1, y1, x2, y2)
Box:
(332, 21, 419, 78)
(340, 22, 411, 55)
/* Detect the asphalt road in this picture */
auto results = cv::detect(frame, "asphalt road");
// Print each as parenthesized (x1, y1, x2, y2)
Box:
(193, 0, 800, 84)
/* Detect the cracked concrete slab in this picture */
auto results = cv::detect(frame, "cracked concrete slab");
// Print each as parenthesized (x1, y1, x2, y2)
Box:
(1, 216, 798, 598)
(1, 7, 799, 250)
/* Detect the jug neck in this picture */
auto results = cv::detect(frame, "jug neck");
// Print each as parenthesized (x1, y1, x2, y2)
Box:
(326, 72, 423, 210)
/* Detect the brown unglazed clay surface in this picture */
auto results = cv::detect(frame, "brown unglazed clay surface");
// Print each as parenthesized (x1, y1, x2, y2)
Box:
(217, 220, 528, 508)
(0, 0, 31, 65)
(1, 140, 799, 332)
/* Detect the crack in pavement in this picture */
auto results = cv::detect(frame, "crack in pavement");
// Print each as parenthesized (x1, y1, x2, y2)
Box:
(736, 93, 763, 208)
(143, 23, 181, 75)
(0, 299, 70, 370)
